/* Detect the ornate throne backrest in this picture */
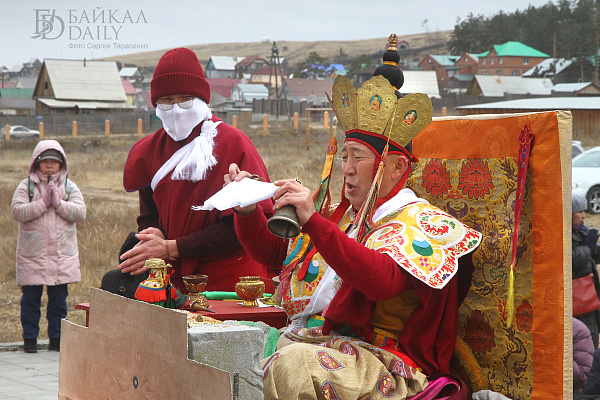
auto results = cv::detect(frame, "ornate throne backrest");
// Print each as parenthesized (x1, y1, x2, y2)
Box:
(408, 111, 572, 400)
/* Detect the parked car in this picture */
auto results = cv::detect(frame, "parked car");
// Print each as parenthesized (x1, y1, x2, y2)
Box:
(573, 146, 600, 214)
(5, 125, 40, 140)
(573, 140, 584, 158)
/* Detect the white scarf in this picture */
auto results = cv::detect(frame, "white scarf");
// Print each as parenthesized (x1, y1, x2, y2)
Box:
(371, 188, 428, 223)
(151, 100, 220, 190)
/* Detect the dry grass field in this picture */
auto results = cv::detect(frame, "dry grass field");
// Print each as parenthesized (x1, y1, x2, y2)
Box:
(0, 122, 345, 343)
(0, 122, 595, 343)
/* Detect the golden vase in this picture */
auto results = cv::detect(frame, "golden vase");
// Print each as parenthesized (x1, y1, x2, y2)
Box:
(235, 276, 265, 307)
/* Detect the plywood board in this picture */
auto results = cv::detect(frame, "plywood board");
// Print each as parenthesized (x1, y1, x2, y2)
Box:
(58, 288, 231, 399)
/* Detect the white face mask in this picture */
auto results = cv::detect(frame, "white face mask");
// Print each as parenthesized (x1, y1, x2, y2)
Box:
(155, 98, 211, 141)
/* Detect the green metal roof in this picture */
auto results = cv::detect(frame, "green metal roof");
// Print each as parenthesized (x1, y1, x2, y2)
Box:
(0, 88, 33, 98)
(490, 41, 549, 58)
(430, 55, 461, 66)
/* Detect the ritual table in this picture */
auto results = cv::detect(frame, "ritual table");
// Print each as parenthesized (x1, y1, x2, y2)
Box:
(75, 299, 288, 329)
(195, 300, 288, 329)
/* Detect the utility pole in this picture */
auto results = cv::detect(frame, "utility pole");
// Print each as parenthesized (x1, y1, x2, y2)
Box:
(594, 3, 600, 85)
(269, 41, 288, 119)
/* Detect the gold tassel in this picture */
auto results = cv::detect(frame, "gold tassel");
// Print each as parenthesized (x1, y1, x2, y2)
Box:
(453, 337, 487, 392)
(352, 148, 387, 243)
(506, 263, 515, 328)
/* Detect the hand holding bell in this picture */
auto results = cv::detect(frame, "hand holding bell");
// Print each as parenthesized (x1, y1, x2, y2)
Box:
(268, 178, 316, 239)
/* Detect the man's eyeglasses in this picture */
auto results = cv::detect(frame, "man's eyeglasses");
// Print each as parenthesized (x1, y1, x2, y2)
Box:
(156, 98, 195, 111)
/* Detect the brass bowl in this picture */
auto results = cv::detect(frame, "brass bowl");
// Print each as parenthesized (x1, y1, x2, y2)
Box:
(235, 276, 265, 307)
(182, 274, 208, 294)
(272, 276, 280, 290)
(182, 274, 209, 310)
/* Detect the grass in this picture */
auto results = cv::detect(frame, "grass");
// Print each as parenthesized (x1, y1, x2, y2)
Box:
(0, 124, 344, 342)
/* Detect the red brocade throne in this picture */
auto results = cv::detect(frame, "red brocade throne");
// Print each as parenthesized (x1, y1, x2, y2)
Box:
(408, 111, 572, 400)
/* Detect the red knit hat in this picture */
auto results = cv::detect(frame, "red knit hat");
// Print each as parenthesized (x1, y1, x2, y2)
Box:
(150, 48, 211, 106)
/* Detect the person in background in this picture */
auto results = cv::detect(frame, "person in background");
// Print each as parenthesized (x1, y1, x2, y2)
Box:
(11, 140, 86, 353)
(583, 348, 600, 397)
(574, 317, 594, 395)
(113, 47, 275, 293)
(573, 193, 600, 348)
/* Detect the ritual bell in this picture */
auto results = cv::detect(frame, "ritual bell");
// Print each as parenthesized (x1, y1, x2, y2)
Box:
(267, 204, 301, 239)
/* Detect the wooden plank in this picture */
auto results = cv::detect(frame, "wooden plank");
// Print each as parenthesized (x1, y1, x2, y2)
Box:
(59, 288, 231, 400)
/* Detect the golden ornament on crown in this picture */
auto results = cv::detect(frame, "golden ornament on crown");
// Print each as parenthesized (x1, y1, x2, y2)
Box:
(328, 75, 433, 148)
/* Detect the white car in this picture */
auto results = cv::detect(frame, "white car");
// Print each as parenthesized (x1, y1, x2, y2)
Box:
(573, 146, 600, 214)
(6, 125, 40, 140)
(573, 140, 584, 158)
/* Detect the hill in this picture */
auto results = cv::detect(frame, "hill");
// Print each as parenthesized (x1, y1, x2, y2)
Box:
(101, 30, 452, 68)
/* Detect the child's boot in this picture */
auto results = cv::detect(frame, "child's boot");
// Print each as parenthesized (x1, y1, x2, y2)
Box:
(23, 338, 37, 353)
(48, 337, 60, 351)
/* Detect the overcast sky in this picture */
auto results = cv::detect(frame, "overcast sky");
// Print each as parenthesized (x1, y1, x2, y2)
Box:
(1, 0, 554, 67)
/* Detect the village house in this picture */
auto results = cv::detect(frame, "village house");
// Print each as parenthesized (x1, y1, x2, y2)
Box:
(278, 78, 333, 104)
(0, 65, 9, 82)
(0, 88, 35, 115)
(552, 82, 600, 96)
(121, 79, 146, 111)
(140, 91, 154, 110)
(139, 66, 156, 91)
(355, 67, 441, 98)
(33, 59, 133, 116)
(207, 78, 242, 101)
(401, 70, 442, 99)
(457, 97, 600, 140)
(454, 53, 480, 76)
(522, 57, 596, 84)
(231, 83, 269, 103)
(478, 41, 549, 76)
(205, 56, 244, 79)
(466, 75, 553, 97)
(8, 64, 27, 79)
(397, 39, 409, 52)
(119, 66, 144, 88)
(418, 54, 461, 88)
(248, 64, 283, 88)
(356, 65, 378, 85)
(14, 77, 38, 89)
(235, 55, 269, 79)
(24, 58, 42, 71)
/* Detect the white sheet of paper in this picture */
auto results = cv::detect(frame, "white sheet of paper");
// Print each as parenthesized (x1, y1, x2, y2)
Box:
(191, 177, 277, 211)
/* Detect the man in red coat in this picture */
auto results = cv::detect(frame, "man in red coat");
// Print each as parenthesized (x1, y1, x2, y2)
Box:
(116, 47, 275, 293)
(225, 71, 482, 397)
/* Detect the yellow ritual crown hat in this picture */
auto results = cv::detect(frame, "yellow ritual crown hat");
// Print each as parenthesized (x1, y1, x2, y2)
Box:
(328, 74, 433, 152)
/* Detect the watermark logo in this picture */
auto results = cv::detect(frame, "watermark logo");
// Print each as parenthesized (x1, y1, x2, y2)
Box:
(31, 9, 65, 40)
(31, 7, 149, 51)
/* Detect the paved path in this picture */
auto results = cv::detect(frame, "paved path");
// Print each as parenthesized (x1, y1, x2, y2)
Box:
(0, 341, 59, 400)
